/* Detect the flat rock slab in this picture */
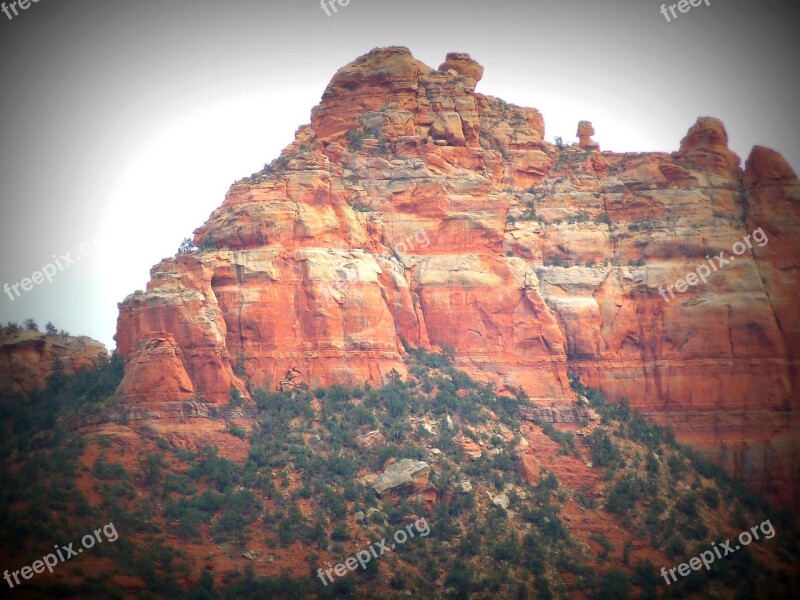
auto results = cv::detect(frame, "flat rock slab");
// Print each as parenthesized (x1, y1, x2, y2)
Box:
(371, 458, 430, 495)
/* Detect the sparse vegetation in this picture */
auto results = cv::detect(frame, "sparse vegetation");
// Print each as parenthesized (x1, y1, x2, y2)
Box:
(543, 256, 569, 267)
(0, 344, 796, 599)
(566, 214, 588, 224)
(197, 233, 218, 251)
(515, 199, 538, 221)
(344, 121, 384, 152)
(177, 237, 198, 256)
(628, 220, 653, 232)
(347, 201, 374, 212)
(594, 213, 612, 226)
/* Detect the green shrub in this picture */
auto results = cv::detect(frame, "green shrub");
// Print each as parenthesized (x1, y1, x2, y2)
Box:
(93, 458, 128, 480)
(702, 486, 720, 508)
(628, 220, 652, 232)
(587, 430, 621, 467)
(590, 532, 615, 554)
(594, 213, 612, 226)
(518, 201, 538, 221)
(228, 387, 244, 407)
(330, 523, 350, 541)
(676, 492, 699, 517)
(668, 455, 686, 478)
(566, 214, 588, 224)
(227, 424, 246, 439)
(606, 474, 643, 515)
(597, 568, 631, 600)
(233, 353, 246, 377)
(543, 256, 568, 267)
(665, 534, 686, 559)
(198, 233, 217, 251)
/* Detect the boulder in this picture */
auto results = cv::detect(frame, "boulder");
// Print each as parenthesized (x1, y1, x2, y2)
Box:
(371, 459, 430, 495)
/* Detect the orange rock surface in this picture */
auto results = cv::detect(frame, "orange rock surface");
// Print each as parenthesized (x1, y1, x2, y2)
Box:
(0, 329, 108, 396)
(115, 47, 800, 505)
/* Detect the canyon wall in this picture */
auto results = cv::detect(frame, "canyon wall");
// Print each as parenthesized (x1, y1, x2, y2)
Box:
(114, 47, 799, 504)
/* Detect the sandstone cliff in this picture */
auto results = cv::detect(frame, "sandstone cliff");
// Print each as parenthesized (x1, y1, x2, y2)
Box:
(115, 47, 799, 504)
(0, 328, 108, 397)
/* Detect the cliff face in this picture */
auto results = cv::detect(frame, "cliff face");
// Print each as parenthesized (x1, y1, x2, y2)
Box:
(0, 329, 108, 397)
(115, 47, 799, 504)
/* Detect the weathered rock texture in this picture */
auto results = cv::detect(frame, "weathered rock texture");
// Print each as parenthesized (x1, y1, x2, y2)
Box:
(369, 458, 431, 495)
(115, 47, 800, 506)
(0, 329, 108, 397)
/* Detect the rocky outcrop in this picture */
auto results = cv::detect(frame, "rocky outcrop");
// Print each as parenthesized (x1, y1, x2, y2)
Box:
(577, 121, 599, 150)
(0, 329, 108, 397)
(519, 453, 541, 486)
(114, 47, 800, 505)
(370, 458, 430, 495)
(357, 429, 386, 450)
(488, 492, 510, 510)
(517, 404, 594, 425)
(456, 437, 483, 461)
(438, 52, 484, 90)
(116, 332, 195, 403)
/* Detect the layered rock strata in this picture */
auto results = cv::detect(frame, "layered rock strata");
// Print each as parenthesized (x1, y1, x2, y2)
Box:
(114, 47, 800, 505)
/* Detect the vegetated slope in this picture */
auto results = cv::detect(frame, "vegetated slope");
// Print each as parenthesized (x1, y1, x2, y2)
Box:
(0, 348, 797, 599)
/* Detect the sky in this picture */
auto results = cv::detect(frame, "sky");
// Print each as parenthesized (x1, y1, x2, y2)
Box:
(0, 0, 798, 351)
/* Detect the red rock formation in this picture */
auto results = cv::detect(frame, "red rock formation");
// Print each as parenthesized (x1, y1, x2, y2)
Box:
(357, 429, 386, 450)
(519, 453, 541, 486)
(116, 332, 196, 403)
(456, 437, 483, 461)
(114, 47, 800, 505)
(0, 329, 108, 397)
(577, 120, 599, 150)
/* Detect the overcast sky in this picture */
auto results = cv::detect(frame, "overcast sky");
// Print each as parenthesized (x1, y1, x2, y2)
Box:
(0, 0, 798, 350)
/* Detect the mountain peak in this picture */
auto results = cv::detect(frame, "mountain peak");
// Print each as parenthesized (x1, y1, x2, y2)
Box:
(117, 49, 800, 506)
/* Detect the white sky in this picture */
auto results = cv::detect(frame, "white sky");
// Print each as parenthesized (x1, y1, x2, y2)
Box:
(0, 0, 798, 350)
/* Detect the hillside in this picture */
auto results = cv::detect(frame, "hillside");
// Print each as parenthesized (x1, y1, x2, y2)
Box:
(0, 347, 798, 598)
